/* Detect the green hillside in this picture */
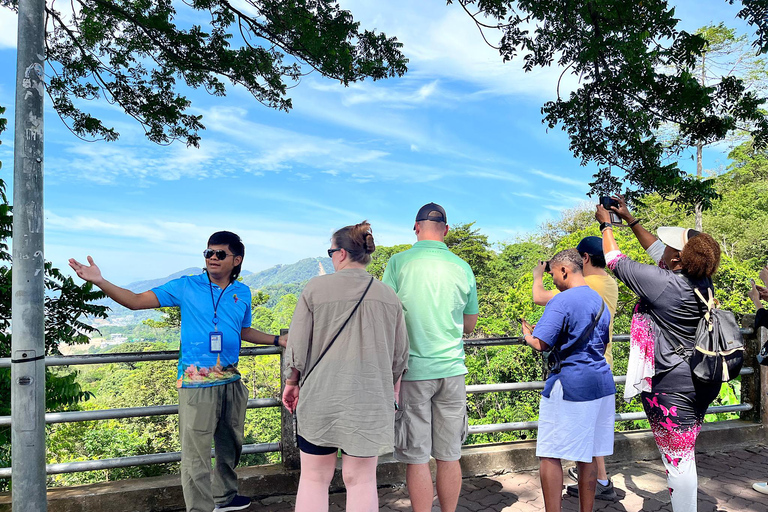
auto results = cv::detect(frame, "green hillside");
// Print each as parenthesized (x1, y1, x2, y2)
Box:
(241, 257, 333, 289)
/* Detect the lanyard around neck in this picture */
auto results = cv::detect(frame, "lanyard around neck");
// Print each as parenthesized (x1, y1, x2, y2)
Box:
(208, 273, 229, 328)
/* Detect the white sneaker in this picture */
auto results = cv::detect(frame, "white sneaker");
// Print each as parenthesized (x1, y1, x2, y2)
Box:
(752, 482, 768, 495)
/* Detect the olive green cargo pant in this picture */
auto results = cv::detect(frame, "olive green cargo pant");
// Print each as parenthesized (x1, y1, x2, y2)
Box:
(178, 380, 248, 512)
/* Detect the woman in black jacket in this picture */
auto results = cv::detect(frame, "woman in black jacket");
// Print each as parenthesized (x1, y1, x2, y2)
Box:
(596, 204, 722, 512)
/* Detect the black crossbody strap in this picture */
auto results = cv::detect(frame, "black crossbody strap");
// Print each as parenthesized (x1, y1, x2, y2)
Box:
(555, 300, 605, 359)
(300, 276, 375, 386)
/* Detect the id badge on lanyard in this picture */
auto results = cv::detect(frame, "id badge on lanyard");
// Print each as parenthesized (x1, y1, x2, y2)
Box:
(210, 331, 223, 353)
(208, 276, 228, 354)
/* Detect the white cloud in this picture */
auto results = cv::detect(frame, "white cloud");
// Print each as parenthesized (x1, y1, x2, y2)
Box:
(0, 9, 17, 49)
(530, 169, 589, 188)
(465, 169, 527, 183)
(46, 139, 245, 185)
(340, 0, 578, 100)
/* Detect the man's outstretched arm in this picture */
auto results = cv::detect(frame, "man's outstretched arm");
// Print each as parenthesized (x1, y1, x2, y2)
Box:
(69, 256, 160, 310)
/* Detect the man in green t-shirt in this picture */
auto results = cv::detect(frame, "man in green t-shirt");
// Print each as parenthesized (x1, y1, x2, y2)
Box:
(383, 203, 479, 512)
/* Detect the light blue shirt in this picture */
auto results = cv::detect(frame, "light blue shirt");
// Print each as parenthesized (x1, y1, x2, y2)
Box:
(152, 272, 251, 388)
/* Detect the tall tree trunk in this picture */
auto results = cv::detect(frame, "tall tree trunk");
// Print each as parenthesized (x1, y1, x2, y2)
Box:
(694, 54, 706, 232)
(695, 141, 703, 231)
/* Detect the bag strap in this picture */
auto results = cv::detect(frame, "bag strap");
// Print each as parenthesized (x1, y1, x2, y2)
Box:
(668, 278, 715, 358)
(691, 284, 715, 333)
(300, 276, 375, 387)
(554, 300, 605, 359)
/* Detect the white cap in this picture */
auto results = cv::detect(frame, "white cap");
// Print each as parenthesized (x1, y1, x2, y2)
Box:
(657, 226, 701, 251)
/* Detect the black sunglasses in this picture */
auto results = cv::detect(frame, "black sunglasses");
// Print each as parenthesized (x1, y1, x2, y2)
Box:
(203, 249, 235, 260)
(327, 248, 343, 258)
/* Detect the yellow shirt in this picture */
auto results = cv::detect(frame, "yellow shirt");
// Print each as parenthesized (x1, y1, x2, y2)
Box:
(553, 273, 619, 368)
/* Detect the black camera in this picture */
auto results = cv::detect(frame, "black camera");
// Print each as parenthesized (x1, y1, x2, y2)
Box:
(599, 196, 623, 225)
(544, 260, 551, 273)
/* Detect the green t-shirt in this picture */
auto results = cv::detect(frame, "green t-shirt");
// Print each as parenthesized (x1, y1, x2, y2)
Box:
(382, 240, 479, 381)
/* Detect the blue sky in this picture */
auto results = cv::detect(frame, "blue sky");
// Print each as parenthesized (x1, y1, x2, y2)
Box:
(0, 0, 756, 285)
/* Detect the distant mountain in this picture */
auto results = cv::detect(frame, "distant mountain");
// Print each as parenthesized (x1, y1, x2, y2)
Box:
(241, 257, 333, 289)
(124, 267, 205, 293)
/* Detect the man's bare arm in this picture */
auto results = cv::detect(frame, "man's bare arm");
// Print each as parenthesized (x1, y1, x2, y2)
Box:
(611, 195, 657, 250)
(532, 261, 555, 306)
(69, 256, 159, 310)
(241, 327, 287, 347)
(463, 314, 478, 334)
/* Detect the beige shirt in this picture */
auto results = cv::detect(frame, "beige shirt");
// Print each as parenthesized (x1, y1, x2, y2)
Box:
(285, 268, 409, 456)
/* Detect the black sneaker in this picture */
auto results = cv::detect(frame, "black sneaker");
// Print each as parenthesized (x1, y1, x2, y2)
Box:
(215, 495, 252, 511)
(567, 466, 578, 482)
(566, 480, 617, 501)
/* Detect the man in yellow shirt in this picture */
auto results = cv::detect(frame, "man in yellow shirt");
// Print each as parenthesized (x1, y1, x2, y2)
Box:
(532, 236, 619, 501)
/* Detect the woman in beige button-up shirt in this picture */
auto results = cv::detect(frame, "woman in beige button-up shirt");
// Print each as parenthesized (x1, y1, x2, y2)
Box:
(282, 221, 409, 512)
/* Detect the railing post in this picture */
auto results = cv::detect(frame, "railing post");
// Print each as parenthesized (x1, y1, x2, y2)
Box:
(741, 315, 763, 424)
(279, 329, 300, 470)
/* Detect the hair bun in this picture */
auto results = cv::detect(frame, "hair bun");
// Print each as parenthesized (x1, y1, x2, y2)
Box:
(364, 231, 376, 254)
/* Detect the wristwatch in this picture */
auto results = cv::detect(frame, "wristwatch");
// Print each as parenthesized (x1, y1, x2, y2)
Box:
(599, 222, 613, 232)
(273, 335, 280, 346)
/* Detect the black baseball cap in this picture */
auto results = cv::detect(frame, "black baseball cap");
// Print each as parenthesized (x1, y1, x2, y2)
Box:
(576, 236, 603, 256)
(415, 202, 447, 223)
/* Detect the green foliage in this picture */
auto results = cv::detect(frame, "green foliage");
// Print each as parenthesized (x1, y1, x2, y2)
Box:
(445, 222, 494, 280)
(1, 0, 407, 146)
(455, 0, 768, 208)
(143, 306, 180, 329)
(367, 244, 411, 280)
(257, 281, 309, 308)
(252, 291, 269, 308)
(47, 419, 177, 485)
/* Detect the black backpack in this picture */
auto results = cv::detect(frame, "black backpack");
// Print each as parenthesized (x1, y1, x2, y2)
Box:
(684, 287, 745, 384)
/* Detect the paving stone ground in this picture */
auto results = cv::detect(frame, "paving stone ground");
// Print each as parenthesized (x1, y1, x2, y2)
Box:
(250, 446, 768, 511)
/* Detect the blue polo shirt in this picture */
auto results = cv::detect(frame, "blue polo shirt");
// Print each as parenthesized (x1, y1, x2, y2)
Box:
(533, 286, 615, 402)
(152, 272, 252, 388)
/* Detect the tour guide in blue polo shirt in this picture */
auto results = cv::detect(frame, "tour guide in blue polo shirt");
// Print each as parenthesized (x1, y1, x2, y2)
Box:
(70, 231, 286, 512)
(520, 248, 615, 512)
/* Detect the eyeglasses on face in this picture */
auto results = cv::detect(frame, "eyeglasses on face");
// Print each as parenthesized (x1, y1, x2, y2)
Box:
(327, 248, 343, 258)
(204, 249, 235, 260)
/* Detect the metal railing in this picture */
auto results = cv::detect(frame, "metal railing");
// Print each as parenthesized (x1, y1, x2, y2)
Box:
(1, 322, 764, 478)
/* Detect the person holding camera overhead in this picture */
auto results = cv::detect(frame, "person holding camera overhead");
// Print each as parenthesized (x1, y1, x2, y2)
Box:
(282, 221, 409, 512)
(521, 249, 615, 512)
(596, 198, 723, 512)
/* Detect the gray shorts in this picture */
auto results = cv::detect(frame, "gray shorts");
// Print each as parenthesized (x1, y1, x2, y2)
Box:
(394, 375, 468, 464)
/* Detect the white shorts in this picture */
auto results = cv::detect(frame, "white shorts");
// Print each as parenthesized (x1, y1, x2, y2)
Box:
(536, 379, 615, 462)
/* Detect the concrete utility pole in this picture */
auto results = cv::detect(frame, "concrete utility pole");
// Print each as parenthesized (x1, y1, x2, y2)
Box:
(11, 0, 48, 508)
